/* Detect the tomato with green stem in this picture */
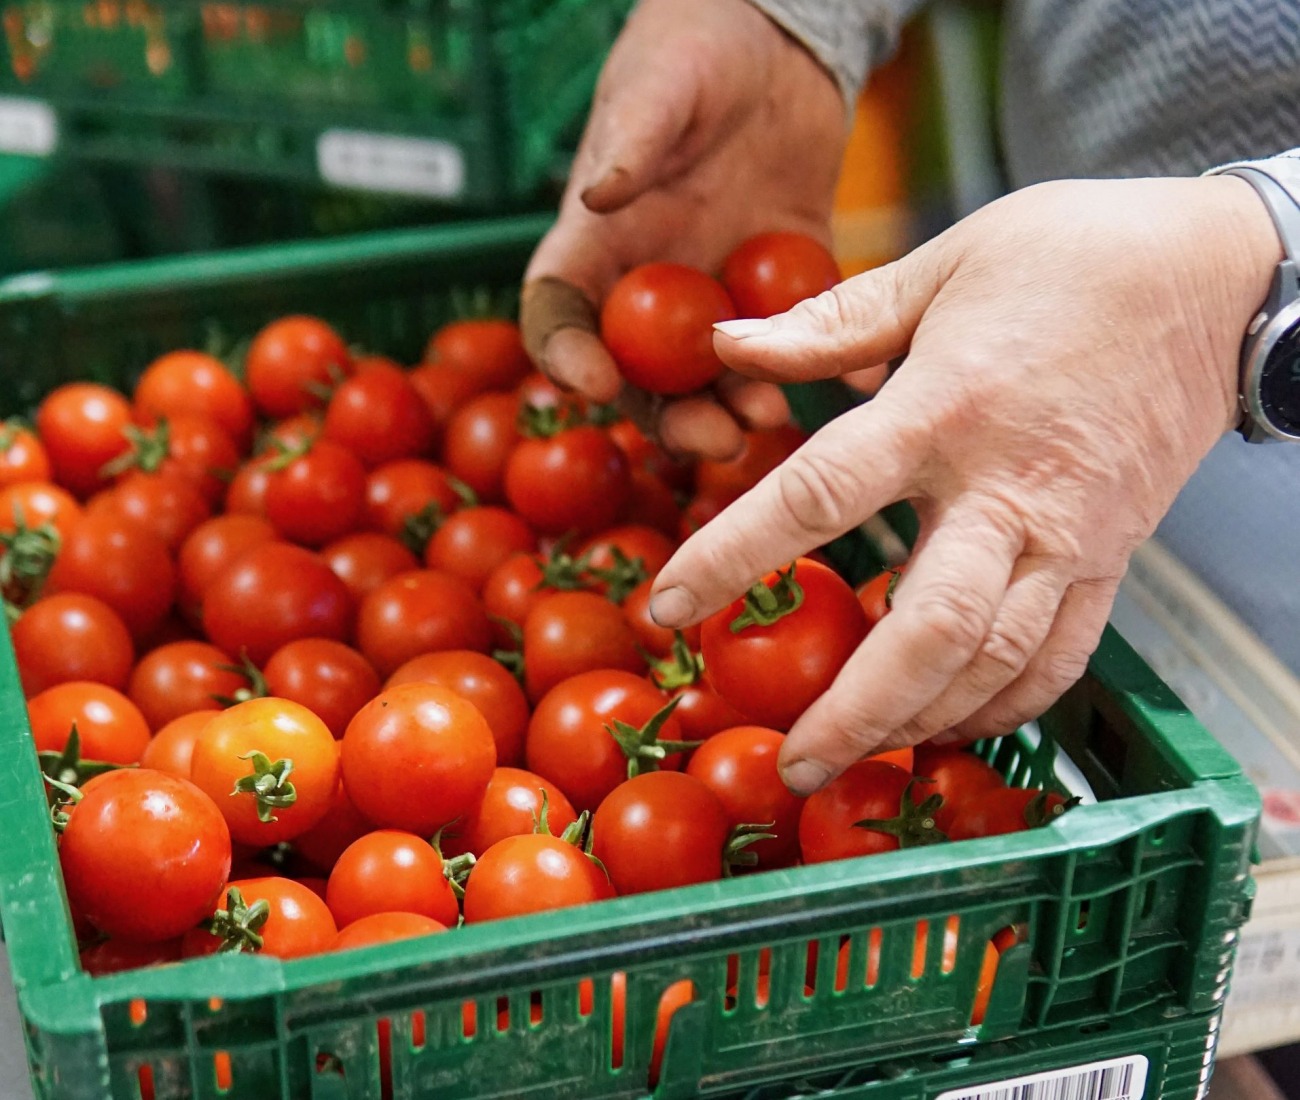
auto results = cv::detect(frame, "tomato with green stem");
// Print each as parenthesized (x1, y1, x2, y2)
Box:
(798, 761, 945, 864)
(857, 566, 905, 628)
(320, 360, 435, 467)
(139, 710, 217, 778)
(333, 912, 447, 951)
(910, 744, 1006, 833)
(504, 415, 629, 537)
(522, 590, 643, 704)
(0, 419, 50, 488)
(28, 681, 151, 764)
(259, 413, 321, 454)
(177, 514, 279, 627)
(721, 231, 841, 319)
(579, 525, 675, 601)
(127, 640, 248, 730)
(443, 392, 521, 502)
(425, 318, 531, 392)
(261, 639, 381, 739)
(35, 383, 133, 498)
(425, 506, 536, 592)
(245, 316, 353, 418)
(0, 480, 82, 543)
(134, 349, 255, 452)
(182, 877, 337, 958)
(946, 787, 1078, 841)
(364, 459, 467, 554)
(263, 438, 367, 547)
(92, 469, 211, 552)
(481, 543, 593, 640)
(440, 766, 578, 859)
(326, 830, 465, 929)
(694, 424, 804, 501)
(644, 630, 748, 743)
(104, 415, 240, 505)
(320, 531, 419, 604)
(356, 569, 491, 677)
(11, 593, 134, 696)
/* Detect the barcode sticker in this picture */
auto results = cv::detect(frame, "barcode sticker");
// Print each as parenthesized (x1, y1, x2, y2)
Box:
(316, 130, 465, 198)
(0, 96, 57, 156)
(935, 1054, 1147, 1100)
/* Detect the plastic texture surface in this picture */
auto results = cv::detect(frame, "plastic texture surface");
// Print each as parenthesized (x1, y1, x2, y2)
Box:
(0, 219, 1261, 1099)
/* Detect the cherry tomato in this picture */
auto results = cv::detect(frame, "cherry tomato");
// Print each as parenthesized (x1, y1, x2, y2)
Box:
(424, 506, 536, 592)
(642, 629, 748, 744)
(505, 424, 629, 537)
(946, 787, 1074, 841)
(515, 371, 571, 411)
(600, 263, 735, 395)
(92, 469, 211, 552)
(111, 415, 240, 505)
(857, 566, 904, 628)
(260, 413, 321, 454)
(80, 937, 182, 976)
(910, 745, 1006, 833)
(442, 392, 520, 502)
(11, 593, 134, 696)
(678, 491, 735, 542)
(61, 769, 231, 943)
(623, 580, 692, 659)
(482, 549, 589, 641)
(263, 439, 367, 547)
(356, 569, 491, 677)
(621, 469, 681, 537)
(648, 980, 695, 1087)
(342, 682, 496, 834)
(440, 767, 577, 859)
(407, 364, 487, 433)
(47, 511, 176, 641)
(386, 650, 529, 766)
(183, 877, 336, 958)
(263, 639, 381, 739)
(190, 697, 340, 845)
(686, 727, 804, 868)
(0, 420, 50, 488)
(177, 514, 279, 627)
(225, 456, 273, 517)
(35, 383, 132, 498)
(326, 830, 460, 929)
(322, 361, 436, 467)
(127, 640, 248, 730)
(139, 710, 217, 777)
(525, 669, 685, 812)
(28, 680, 151, 763)
(694, 424, 805, 500)
(321, 531, 419, 604)
(522, 591, 643, 704)
(364, 459, 464, 550)
(721, 231, 841, 319)
(799, 761, 940, 864)
(0, 480, 83, 543)
(134, 349, 255, 452)
(426, 319, 531, 391)
(245, 316, 353, 418)
(580, 525, 675, 591)
(607, 419, 692, 492)
(293, 782, 370, 872)
(700, 558, 867, 730)
(333, 912, 447, 952)
(462, 832, 613, 923)
(203, 543, 354, 666)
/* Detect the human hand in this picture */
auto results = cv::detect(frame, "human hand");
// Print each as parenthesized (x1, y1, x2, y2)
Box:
(522, 0, 847, 458)
(648, 175, 1281, 792)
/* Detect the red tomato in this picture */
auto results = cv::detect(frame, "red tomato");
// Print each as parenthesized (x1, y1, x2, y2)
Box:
(321, 531, 420, 604)
(580, 525, 675, 594)
(293, 782, 370, 872)
(799, 761, 944, 864)
(525, 669, 686, 812)
(191, 698, 340, 846)
(203, 543, 353, 666)
(946, 787, 1074, 841)
(110, 415, 239, 505)
(462, 832, 614, 923)
(356, 570, 491, 677)
(481, 548, 592, 641)
(600, 263, 736, 395)
(127, 640, 247, 730)
(515, 371, 570, 411)
(385, 650, 529, 766)
(911, 744, 1006, 833)
(80, 937, 182, 976)
(648, 980, 695, 1087)
(624, 580, 700, 659)
(700, 558, 867, 730)
(245, 316, 353, 418)
(0, 420, 50, 488)
(263, 439, 367, 548)
(621, 469, 681, 537)
(35, 383, 132, 498)
(0, 480, 82, 543)
(364, 459, 464, 550)
(424, 506, 536, 592)
(177, 514, 279, 627)
(505, 425, 629, 537)
(694, 424, 805, 500)
(678, 491, 736, 542)
(426, 319, 531, 391)
(342, 682, 496, 833)
(407, 364, 487, 433)
(333, 912, 447, 952)
(183, 877, 336, 958)
(644, 631, 747, 742)
(607, 419, 692, 492)
(442, 392, 519, 502)
(28, 681, 151, 763)
(522, 591, 643, 704)
(263, 639, 381, 739)
(225, 457, 273, 518)
(686, 726, 804, 868)
(61, 769, 231, 943)
(134, 349, 255, 452)
(92, 469, 211, 552)
(139, 710, 217, 777)
(439, 767, 578, 859)
(721, 231, 841, 319)
(11, 593, 134, 696)
(322, 362, 436, 467)
(260, 413, 321, 454)
(326, 830, 460, 929)
(857, 566, 904, 628)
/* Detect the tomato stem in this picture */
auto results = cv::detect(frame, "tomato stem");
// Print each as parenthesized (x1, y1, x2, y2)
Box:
(38, 723, 129, 789)
(0, 502, 61, 611)
(852, 777, 949, 849)
(589, 546, 647, 605)
(729, 563, 804, 633)
(557, 808, 611, 882)
(100, 420, 169, 479)
(722, 822, 777, 877)
(261, 437, 312, 473)
(534, 535, 595, 592)
(0, 417, 32, 453)
(203, 886, 270, 954)
(604, 697, 701, 779)
(43, 773, 83, 833)
(230, 752, 297, 823)
(213, 650, 269, 708)
(885, 567, 903, 611)
(447, 475, 479, 510)
(646, 632, 703, 691)
(516, 402, 580, 440)
(400, 502, 446, 557)
(1024, 790, 1081, 828)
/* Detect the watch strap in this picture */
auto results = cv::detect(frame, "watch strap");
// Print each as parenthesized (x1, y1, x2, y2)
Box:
(1207, 155, 1300, 262)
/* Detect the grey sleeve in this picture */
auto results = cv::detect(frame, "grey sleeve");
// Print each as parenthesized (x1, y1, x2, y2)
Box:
(747, 0, 930, 110)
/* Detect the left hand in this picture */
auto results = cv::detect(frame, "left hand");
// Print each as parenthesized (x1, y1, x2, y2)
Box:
(647, 175, 1281, 794)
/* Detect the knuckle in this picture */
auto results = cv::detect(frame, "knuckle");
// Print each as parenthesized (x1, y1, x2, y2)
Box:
(910, 581, 996, 655)
(776, 449, 860, 537)
(1042, 647, 1093, 692)
(978, 622, 1040, 679)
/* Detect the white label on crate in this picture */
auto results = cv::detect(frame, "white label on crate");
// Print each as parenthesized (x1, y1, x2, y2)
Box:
(0, 97, 57, 156)
(934, 1054, 1148, 1100)
(316, 130, 465, 198)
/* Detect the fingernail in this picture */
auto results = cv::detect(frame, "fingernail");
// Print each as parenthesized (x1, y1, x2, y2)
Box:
(781, 759, 831, 796)
(648, 586, 693, 627)
(714, 318, 775, 340)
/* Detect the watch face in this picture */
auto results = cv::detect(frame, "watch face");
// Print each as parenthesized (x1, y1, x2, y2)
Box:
(1260, 320, 1300, 436)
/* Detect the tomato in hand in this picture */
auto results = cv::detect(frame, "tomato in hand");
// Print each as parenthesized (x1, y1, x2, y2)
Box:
(28, 681, 151, 764)
(342, 682, 496, 834)
(946, 787, 1074, 841)
(263, 639, 381, 739)
(322, 361, 436, 467)
(245, 316, 352, 418)
(522, 591, 643, 704)
(857, 566, 904, 628)
(694, 424, 804, 501)
(293, 782, 370, 872)
(127, 640, 248, 730)
(440, 767, 578, 859)
(80, 937, 183, 976)
(263, 439, 367, 547)
(425, 506, 536, 592)
(442, 392, 520, 502)
(364, 459, 465, 552)
(177, 514, 279, 627)
(139, 710, 217, 777)
(600, 263, 736, 395)
(326, 830, 461, 929)
(799, 761, 944, 864)
(408, 364, 487, 433)
(93, 469, 211, 552)
(35, 383, 133, 498)
(425, 318, 531, 392)
(701, 558, 867, 731)
(183, 877, 336, 958)
(11, 593, 134, 696)
(190, 697, 340, 845)
(0, 480, 83, 543)
(320, 531, 419, 604)
(333, 912, 447, 951)
(721, 231, 841, 319)
(0, 420, 50, 488)
(462, 826, 613, 923)
(910, 744, 1006, 833)
(203, 543, 353, 666)
(61, 768, 231, 943)
(505, 422, 629, 537)
(356, 569, 491, 677)
(134, 349, 255, 452)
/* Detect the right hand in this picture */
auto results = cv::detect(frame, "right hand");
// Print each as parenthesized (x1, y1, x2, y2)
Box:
(522, 0, 849, 458)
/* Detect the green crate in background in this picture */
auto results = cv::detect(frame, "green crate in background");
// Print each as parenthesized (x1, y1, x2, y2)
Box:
(0, 219, 1260, 1099)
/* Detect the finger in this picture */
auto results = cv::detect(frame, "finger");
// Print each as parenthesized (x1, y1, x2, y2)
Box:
(842, 364, 891, 396)
(658, 397, 745, 461)
(776, 506, 1023, 794)
(520, 278, 623, 403)
(715, 375, 791, 430)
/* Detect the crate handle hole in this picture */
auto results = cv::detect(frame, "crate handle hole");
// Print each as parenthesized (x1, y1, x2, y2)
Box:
(649, 981, 695, 1089)
(804, 940, 819, 995)
(833, 935, 851, 992)
(867, 927, 882, 987)
(1079, 1021, 1112, 1035)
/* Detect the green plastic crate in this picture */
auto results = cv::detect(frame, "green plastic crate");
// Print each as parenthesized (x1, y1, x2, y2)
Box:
(0, 0, 630, 203)
(0, 219, 1261, 1100)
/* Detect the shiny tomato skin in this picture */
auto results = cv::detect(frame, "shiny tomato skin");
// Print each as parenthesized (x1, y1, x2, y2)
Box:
(322, 361, 436, 467)
(326, 830, 460, 929)
(481, 552, 553, 638)
(264, 439, 367, 547)
(856, 566, 904, 628)
(93, 470, 211, 552)
(0, 480, 83, 543)
(701, 558, 867, 731)
(364, 460, 462, 541)
(592, 771, 731, 894)
(177, 514, 279, 627)
(522, 591, 643, 705)
(342, 682, 496, 834)
(139, 710, 217, 777)
(127, 640, 247, 730)
(694, 424, 805, 501)
(134, 349, 255, 452)
(624, 580, 699, 659)
(35, 383, 133, 498)
(798, 761, 913, 864)
(225, 457, 273, 517)
(607, 419, 692, 492)
(61, 768, 231, 943)
(911, 745, 1006, 833)
(426, 319, 531, 391)
(293, 782, 370, 872)
(442, 392, 520, 502)
(408, 363, 488, 435)
(356, 569, 491, 677)
(263, 639, 381, 739)
(462, 833, 614, 923)
(525, 669, 683, 812)
(143, 415, 240, 505)
(80, 937, 183, 976)
(245, 316, 353, 418)
(203, 542, 354, 666)
(386, 650, 529, 766)
(504, 426, 630, 537)
(946, 788, 1071, 841)
(333, 912, 447, 951)
(183, 877, 336, 959)
(580, 525, 675, 580)
(425, 506, 536, 592)
(600, 263, 736, 395)
(321, 531, 419, 604)
(28, 681, 151, 763)
(721, 231, 841, 319)
(440, 767, 577, 859)
(12, 593, 134, 696)
(686, 726, 804, 867)
(0, 421, 50, 488)
(515, 371, 570, 411)
(666, 679, 749, 743)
